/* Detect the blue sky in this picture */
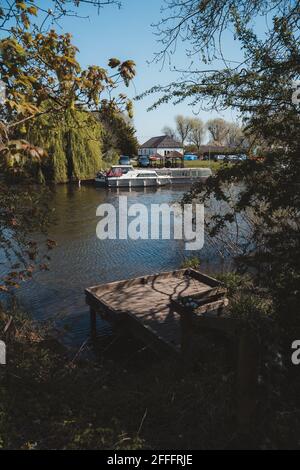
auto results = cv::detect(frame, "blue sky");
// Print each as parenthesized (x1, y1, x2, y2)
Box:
(56, 0, 245, 142)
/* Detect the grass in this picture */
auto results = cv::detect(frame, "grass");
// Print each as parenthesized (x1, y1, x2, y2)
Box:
(184, 160, 223, 171)
(1, 290, 300, 450)
(0, 308, 236, 450)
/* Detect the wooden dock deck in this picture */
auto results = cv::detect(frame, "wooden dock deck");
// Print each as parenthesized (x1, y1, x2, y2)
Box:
(85, 269, 227, 354)
(85, 269, 262, 430)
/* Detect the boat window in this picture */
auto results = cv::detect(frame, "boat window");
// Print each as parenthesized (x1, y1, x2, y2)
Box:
(108, 168, 123, 177)
(137, 173, 157, 178)
(108, 166, 133, 176)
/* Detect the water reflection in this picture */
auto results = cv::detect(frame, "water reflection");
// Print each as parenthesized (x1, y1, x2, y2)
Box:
(11, 186, 186, 342)
(10, 184, 227, 345)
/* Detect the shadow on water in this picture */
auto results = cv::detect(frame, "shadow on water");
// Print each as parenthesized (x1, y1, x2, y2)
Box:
(2, 184, 231, 346)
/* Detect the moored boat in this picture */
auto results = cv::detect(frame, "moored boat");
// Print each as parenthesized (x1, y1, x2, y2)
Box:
(95, 165, 212, 187)
(105, 166, 171, 188)
(95, 165, 134, 186)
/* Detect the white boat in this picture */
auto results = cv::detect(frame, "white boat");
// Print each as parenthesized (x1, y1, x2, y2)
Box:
(95, 165, 212, 187)
(105, 166, 171, 188)
(95, 165, 133, 186)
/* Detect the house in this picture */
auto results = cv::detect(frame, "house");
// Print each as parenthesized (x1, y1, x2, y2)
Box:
(138, 135, 183, 158)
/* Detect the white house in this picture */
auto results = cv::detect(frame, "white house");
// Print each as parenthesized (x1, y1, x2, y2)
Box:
(138, 135, 183, 157)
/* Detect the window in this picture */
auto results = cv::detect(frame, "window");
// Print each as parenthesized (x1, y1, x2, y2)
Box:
(110, 166, 133, 175)
(137, 172, 157, 178)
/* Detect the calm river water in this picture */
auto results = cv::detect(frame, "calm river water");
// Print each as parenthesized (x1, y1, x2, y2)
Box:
(8, 184, 228, 345)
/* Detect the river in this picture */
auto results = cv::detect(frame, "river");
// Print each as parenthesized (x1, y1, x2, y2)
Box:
(8, 184, 229, 345)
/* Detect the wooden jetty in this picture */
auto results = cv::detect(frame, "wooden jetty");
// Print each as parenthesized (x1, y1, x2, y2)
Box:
(85, 268, 228, 354)
(85, 269, 260, 429)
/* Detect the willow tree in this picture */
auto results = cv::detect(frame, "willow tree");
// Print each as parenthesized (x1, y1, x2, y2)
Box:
(0, 0, 135, 290)
(0, 28, 135, 177)
(26, 109, 103, 182)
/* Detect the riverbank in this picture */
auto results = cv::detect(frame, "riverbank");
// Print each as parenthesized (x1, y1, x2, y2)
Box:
(184, 160, 223, 171)
(1, 276, 300, 450)
(0, 304, 235, 450)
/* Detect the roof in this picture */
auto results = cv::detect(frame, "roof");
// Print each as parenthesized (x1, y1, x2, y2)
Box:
(140, 135, 182, 149)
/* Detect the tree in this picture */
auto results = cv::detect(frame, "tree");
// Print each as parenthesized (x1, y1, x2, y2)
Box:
(162, 125, 178, 139)
(189, 117, 205, 151)
(0, 1, 135, 168)
(0, 0, 136, 290)
(0, 1, 120, 31)
(99, 106, 138, 159)
(0, 31, 135, 163)
(175, 115, 193, 147)
(26, 108, 103, 182)
(224, 123, 245, 148)
(206, 118, 229, 145)
(143, 0, 300, 327)
(162, 115, 193, 146)
(206, 120, 244, 147)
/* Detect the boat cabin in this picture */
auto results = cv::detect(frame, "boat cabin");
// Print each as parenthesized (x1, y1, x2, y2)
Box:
(106, 165, 134, 177)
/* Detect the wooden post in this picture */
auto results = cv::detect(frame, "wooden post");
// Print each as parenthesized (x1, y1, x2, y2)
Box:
(90, 308, 97, 341)
(180, 310, 192, 357)
(180, 309, 199, 373)
(237, 332, 260, 431)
